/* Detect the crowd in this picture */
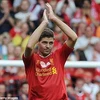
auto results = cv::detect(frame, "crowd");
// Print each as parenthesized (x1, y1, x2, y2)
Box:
(0, 0, 100, 100)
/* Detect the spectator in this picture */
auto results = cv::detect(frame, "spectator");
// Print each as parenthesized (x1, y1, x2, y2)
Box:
(75, 78, 88, 100)
(81, 0, 91, 25)
(12, 22, 30, 52)
(0, 83, 6, 97)
(75, 25, 99, 61)
(91, 76, 100, 100)
(56, 0, 76, 18)
(1, 33, 11, 60)
(67, 86, 76, 100)
(13, 0, 37, 12)
(7, 42, 15, 60)
(92, 41, 100, 61)
(91, 0, 100, 22)
(0, 0, 15, 34)
(9, 19, 22, 38)
(18, 82, 28, 100)
(83, 71, 98, 100)
(53, 25, 66, 51)
(14, 46, 22, 60)
(14, 0, 30, 22)
(96, 25, 100, 38)
(77, 22, 87, 37)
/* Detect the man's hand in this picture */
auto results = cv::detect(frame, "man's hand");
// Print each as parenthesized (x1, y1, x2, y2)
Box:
(4, 8, 10, 17)
(46, 3, 56, 21)
(43, 9, 49, 24)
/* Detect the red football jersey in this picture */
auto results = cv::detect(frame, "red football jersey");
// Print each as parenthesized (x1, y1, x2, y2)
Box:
(22, 44, 73, 100)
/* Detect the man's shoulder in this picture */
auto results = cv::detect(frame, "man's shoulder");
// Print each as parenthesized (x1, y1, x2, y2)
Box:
(22, 52, 35, 60)
(53, 43, 73, 53)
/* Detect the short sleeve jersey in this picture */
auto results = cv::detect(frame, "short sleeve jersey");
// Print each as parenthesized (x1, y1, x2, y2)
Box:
(22, 44, 73, 100)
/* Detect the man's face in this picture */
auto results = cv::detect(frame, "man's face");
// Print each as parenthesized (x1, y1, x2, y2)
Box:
(21, 83, 29, 94)
(0, 84, 6, 95)
(38, 37, 54, 57)
(85, 27, 93, 38)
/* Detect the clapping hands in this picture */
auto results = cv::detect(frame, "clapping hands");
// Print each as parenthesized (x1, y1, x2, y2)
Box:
(43, 3, 56, 23)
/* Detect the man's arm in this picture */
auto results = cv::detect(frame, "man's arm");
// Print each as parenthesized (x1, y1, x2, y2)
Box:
(46, 3, 78, 48)
(24, 10, 49, 57)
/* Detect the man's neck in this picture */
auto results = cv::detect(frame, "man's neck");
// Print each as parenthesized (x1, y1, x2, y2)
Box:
(38, 52, 51, 58)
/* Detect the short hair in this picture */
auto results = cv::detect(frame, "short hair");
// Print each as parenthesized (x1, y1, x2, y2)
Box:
(20, 81, 28, 88)
(39, 28, 54, 41)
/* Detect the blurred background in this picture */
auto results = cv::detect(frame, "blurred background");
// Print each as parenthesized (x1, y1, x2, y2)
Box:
(0, 0, 100, 100)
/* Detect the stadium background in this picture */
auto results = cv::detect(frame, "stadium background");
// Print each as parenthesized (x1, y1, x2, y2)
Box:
(0, 0, 100, 99)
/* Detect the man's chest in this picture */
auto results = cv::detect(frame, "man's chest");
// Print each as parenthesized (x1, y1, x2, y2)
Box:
(34, 57, 58, 77)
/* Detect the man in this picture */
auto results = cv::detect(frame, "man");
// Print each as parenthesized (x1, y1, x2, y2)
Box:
(19, 82, 28, 100)
(75, 25, 99, 61)
(22, 3, 77, 100)
(0, 0, 15, 34)
(0, 83, 6, 97)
